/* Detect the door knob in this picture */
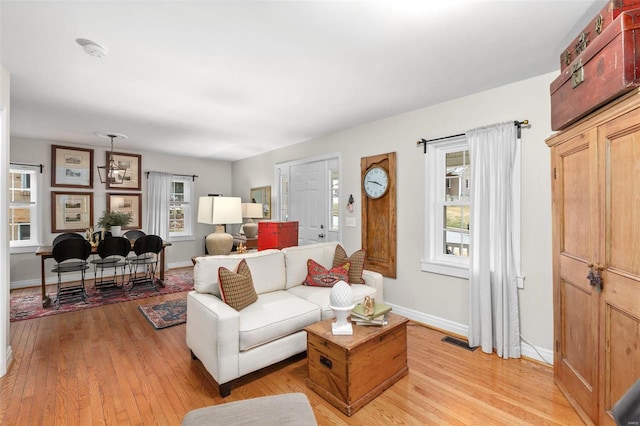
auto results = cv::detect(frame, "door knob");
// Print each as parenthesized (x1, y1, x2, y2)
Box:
(318, 233, 325, 238)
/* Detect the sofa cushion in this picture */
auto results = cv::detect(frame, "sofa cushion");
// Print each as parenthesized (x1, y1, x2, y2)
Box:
(193, 249, 285, 296)
(303, 259, 350, 287)
(333, 245, 366, 284)
(287, 281, 377, 320)
(218, 259, 258, 311)
(238, 291, 321, 351)
(282, 242, 339, 289)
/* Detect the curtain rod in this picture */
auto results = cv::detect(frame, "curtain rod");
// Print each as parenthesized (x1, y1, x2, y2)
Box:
(10, 162, 44, 173)
(145, 171, 198, 181)
(416, 120, 530, 154)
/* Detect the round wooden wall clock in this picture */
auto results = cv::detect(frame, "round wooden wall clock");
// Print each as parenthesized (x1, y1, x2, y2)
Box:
(361, 152, 396, 278)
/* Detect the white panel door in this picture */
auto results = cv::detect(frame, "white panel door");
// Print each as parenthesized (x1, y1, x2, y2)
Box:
(290, 160, 327, 246)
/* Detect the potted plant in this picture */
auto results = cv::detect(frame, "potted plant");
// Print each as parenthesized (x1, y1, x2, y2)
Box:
(96, 210, 133, 237)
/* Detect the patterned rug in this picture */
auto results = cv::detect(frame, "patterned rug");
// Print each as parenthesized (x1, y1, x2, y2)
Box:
(138, 298, 187, 329)
(10, 270, 193, 322)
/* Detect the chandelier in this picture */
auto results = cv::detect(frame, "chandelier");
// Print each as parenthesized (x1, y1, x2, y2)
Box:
(97, 133, 128, 184)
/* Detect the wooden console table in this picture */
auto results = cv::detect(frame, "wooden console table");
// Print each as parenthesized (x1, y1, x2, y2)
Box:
(35, 241, 171, 308)
(305, 312, 408, 416)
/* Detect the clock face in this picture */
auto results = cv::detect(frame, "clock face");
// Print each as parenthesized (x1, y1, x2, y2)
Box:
(363, 166, 389, 199)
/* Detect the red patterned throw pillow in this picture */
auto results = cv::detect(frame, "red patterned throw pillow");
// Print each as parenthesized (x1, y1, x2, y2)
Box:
(218, 259, 258, 311)
(333, 245, 366, 284)
(303, 259, 351, 287)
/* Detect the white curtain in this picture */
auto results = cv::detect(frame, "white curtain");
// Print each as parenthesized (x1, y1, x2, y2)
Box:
(467, 122, 521, 358)
(146, 172, 172, 241)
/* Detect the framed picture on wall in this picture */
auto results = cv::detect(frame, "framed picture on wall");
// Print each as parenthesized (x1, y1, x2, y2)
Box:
(107, 193, 142, 229)
(51, 191, 93, 232)
(51, 145, 94, 188)
(106, 152, 142, 191)
(250, 186, 271, 219)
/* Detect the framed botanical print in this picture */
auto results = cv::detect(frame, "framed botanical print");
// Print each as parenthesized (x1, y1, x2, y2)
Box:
(51, 145, 94, 188)
(106, 151, 142, 191)
(51, 191, 93, 233)
(107, 193, 142, 229)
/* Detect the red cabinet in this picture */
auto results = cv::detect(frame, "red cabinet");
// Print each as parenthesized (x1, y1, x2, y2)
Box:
(258, 221, 298, 250)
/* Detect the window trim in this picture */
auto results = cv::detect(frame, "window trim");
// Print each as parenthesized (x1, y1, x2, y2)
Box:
(168, 176, 195, 242)
(421, 134, 523, 284)
(422, 136, 470, 279)
(9, 165, 42, 253)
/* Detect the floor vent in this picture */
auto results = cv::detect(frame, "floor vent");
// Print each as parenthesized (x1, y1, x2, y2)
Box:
(441, 336, 477, 351)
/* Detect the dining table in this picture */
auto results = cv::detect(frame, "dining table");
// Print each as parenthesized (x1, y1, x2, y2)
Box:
(35, 241, 172, 308)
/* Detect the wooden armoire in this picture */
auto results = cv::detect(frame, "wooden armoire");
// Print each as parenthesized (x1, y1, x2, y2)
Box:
(546, 89, 640, 425)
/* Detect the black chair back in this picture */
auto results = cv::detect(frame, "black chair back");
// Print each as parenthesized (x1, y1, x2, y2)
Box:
(97, 236, 130, 259)
(52, 238, 92, 263)
(133, 235, 163, 256)
(52, 232, 84, 247)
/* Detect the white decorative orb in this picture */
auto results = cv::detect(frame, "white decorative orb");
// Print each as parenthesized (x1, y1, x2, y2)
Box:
(329, 280, 355, 336)
(330, 280, 353, 308)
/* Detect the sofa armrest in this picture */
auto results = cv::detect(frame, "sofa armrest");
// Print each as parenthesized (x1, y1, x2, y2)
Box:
(186, 291, 241, 385)
(362, 269, 384, 303)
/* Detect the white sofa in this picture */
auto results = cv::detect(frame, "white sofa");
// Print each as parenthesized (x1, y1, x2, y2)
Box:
(186, 241, 384, 397)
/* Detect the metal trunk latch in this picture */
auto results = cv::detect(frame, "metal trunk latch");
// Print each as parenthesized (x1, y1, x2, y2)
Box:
(572, 58, 584, 88)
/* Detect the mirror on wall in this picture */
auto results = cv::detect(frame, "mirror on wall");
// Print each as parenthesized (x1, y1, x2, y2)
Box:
(250, 186, 271, 220)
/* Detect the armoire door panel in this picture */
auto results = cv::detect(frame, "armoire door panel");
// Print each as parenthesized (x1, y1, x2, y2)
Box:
(559, 277, 598, 402)
(602, 299, 640, 424)
(606, 133, 640, 275)
(558, 136, 595, 261)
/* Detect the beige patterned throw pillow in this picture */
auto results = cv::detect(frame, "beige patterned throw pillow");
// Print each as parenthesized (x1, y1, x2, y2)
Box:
(333, 245, 366, 284)
(218, 259, 258, 311)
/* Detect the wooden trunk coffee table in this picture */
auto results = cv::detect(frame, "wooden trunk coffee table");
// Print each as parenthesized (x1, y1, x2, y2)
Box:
(304, 312, 408, 416)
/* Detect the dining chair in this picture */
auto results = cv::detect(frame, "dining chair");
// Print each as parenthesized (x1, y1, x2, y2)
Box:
(52, 232, 84, 247)
(91, 236, 130, 292)
(51, 238, 92, 308)
(128, 234, 163, 291)
(123, 230, 146, 260)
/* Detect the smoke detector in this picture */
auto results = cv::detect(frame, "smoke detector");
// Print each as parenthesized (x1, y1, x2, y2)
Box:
(76, 38, 108, 58)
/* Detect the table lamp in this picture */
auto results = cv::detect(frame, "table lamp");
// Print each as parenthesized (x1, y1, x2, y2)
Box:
(241, 202, 263, 239)
(197, 196, 242, 255)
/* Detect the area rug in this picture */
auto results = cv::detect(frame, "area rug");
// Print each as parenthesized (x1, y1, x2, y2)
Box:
(138, 298, 187, 329)
(10, 270, 193, 322)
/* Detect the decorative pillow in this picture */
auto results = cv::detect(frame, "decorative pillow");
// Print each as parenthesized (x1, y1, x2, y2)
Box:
(303, 259, 350, 287)
(333, 245, 366, 284)
(217, 259, 258, 311)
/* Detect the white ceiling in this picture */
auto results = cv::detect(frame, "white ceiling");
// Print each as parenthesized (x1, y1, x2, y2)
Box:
(1, 0, 606, 161)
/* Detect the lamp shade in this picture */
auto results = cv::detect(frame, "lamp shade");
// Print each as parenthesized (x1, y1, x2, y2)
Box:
(197, 196, 242, 225)
(241, 203, 263, 219)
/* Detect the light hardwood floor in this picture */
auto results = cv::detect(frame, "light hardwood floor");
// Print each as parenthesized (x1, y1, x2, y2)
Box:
(1, 275, 583, 425)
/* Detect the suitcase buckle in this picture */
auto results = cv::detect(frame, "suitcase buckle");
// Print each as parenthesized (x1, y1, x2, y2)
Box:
(572, 59, 584, 89)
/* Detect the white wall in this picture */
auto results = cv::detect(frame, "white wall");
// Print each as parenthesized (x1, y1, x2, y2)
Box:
(9, 137, 234, 287)
(232, 71, 557, 361)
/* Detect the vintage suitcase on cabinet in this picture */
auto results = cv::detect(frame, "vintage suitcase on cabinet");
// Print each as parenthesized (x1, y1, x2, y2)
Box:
(551, 10, 640, 131)
(257, 221, 298, 250)
(560, 0, 640, 71)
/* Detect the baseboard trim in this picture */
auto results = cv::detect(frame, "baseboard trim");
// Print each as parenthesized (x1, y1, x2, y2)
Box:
(1, 345, 13, 377)
(387, 302, 553, 365)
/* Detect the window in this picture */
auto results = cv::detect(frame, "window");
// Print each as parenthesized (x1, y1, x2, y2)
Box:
(422, 136, 470, 278)
(169, 177, 194, 240)
(9, 166, 40, 250)
(330, 168, 339, 231)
